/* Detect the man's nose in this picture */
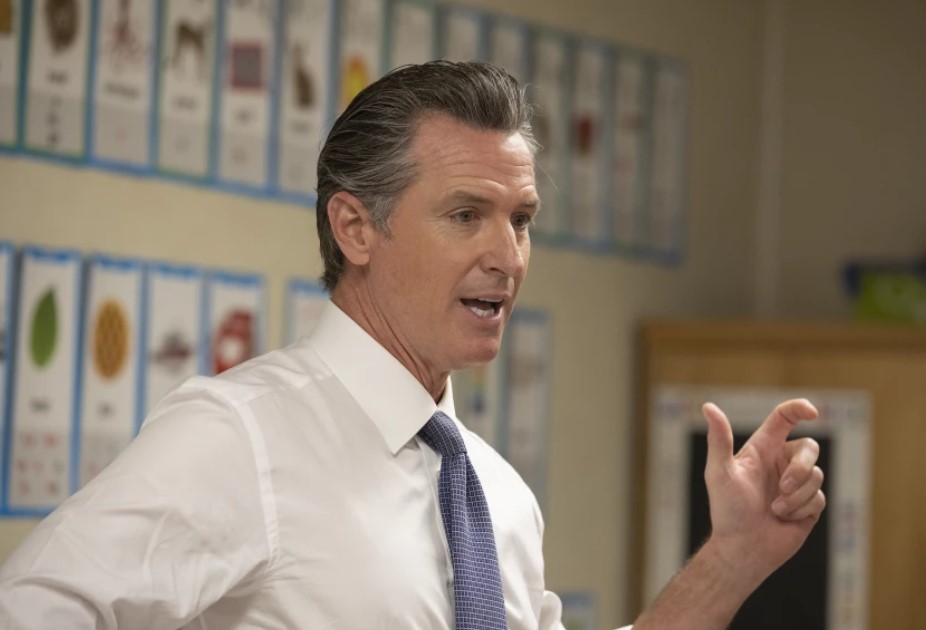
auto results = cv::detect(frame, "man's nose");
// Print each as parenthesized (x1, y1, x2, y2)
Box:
(483, 220, 527, 279)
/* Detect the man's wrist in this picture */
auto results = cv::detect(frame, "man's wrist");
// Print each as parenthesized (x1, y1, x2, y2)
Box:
(695, 536, 768, 599)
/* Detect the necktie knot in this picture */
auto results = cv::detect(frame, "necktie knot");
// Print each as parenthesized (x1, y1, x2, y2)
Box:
(419, 411, 467, 457)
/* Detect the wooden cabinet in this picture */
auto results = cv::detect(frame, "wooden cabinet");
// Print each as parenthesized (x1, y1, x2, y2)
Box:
(635, 321, 926, 629)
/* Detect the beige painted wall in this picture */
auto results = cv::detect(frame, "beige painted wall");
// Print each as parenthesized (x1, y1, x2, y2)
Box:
(777, 0, 926, 317)
(0, 1, 768, 626)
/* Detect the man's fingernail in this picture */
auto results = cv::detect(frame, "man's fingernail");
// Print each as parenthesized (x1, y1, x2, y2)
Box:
(781, 477, 796, 493)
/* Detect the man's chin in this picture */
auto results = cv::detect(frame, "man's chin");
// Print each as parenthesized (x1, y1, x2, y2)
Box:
(455, 344, 502, 370)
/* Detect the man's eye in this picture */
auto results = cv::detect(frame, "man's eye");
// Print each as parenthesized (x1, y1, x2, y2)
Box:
(512, 213, 533, 229)
(454, 210, 476, 223)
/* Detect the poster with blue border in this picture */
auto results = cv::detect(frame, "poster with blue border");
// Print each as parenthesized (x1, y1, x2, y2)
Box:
(155, 0, 219, 180)
(337, 0, 386, 113)
(611, 48, 650, 253)
(0, 0, 24, 147)
(216, 0, 280, 190)
(560, 592, 597, 630)
(385, 0, 436, 71)
(276, 0, 336, 203)
(0, 242, 13, 506)
(502, 307, 551, 508)
(453, 352, 505, 451)
(437, 3, 485, 62)
(144, 261, 203, 414)
(77, 254, 144, 489)
(529, 28, 570, 241)
(23, 0, 93, 159)
(284, 277, 328, 345)
(569, 40, 610, 248)
(487, 13, 528, 83)
(205, 269, 265, 376)
(6, 246, 83, 515)
(645, 58, 689, 263)
(90, 0, 157, 168)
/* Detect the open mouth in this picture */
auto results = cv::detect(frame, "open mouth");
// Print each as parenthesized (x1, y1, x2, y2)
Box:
(461, 297, 503, 319)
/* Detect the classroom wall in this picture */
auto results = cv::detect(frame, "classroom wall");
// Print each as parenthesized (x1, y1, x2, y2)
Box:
(0, 0, 769, 626)
(776, 0, 926, 317)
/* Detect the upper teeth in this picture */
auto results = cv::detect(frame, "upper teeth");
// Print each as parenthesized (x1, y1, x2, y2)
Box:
(480, 298, 502, 303)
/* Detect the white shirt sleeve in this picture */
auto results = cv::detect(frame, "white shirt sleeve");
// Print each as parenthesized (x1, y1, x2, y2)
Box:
(537, 588, 632, 630)
(0, 385, 274, 629)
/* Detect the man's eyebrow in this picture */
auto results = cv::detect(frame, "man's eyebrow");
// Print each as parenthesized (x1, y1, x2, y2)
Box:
(444, 190, 541, 209)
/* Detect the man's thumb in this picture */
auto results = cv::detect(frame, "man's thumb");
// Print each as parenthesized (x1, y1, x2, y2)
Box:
(703, 402, 734, 471)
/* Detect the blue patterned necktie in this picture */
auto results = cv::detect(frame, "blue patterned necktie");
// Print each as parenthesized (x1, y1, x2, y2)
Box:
(419, 411, 507, 630)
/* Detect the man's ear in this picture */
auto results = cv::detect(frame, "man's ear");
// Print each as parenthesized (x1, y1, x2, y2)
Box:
(327, 191, 377, 266)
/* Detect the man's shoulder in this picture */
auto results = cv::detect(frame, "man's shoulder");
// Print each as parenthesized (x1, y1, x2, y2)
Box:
(148, 339, 333, 421)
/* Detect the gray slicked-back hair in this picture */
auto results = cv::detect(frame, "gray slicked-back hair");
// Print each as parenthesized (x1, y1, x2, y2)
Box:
(315, 60, 536, 292)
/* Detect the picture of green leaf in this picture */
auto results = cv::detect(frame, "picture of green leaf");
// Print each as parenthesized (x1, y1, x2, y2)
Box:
(30, 288, 58, 369)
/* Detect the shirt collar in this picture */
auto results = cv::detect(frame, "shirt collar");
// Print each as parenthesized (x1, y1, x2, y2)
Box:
(309, 301, 457, 455)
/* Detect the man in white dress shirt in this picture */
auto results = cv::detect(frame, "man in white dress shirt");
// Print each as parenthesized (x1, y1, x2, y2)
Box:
(0, 61, 825, 629)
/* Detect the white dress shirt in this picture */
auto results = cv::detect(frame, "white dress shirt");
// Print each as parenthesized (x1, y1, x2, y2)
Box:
(0, 302, 633, 629)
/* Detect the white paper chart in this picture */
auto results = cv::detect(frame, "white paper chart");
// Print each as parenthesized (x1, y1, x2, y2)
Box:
(92, 0, 157, 166)
(7, 247, 83, 513)
(78, 257, 144, 488)
(0, 244, 12, 467)
(285, 278, 328, 345)
(277, 0, 334, 199)
(24, 0, 92, 157)
(439, 5, 483, 63)
(647, 61, 688, 258)
(0, 0, 23, 146)
(453, 358, 504, 449)
(387, 0, 434, 70)
(338, 0, 385, 112)
(503, 309, 551, 506)
(531, 31, 569, 238)
(570, 42, 608, 244)
(206, 271, 264, 375)
(217, 0, 278, 188)
(156, 0, 218, 178)
(487, 16, 527, 83)
(612, 52, 648, 249)
(144, 262, 203, 413)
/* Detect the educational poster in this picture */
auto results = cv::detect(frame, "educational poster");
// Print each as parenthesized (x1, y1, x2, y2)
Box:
(438, 4, 483, 62)
(0, 244, 12, 459)
(145, 263, 202, 413)
(611, 51, 648, 250)
(206, 271, 264, 375)
(503, 309, 551, 506)
(560, 592, 597, 630)
(530, 30, 569, 239)
(0, 0, 23, 146)
(277, 0, 334, 200)
(78, 256, 144, 488)
(156, 0, 217, 178)
(487, 15, 527, 83)
(570, 42, 608, 244)
(8, 247, 83, 513)
(453, 358, 504, 449)
(217, 0, 278, 188)
(646, 387, 871, 630)
(338, 0, 385, 112)
(387, 0, 435, 70)
(91, 0, 156, 166)
(646, 61, 688, 259)
(285, 278, 328, 344)
(24, 0, 93, 157)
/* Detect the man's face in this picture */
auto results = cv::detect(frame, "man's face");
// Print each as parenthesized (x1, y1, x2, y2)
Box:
(364, 114, 538, 376)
